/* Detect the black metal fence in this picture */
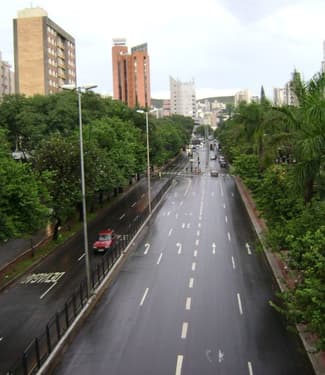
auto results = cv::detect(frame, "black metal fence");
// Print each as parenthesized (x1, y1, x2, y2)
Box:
(6, 176, 174, 375)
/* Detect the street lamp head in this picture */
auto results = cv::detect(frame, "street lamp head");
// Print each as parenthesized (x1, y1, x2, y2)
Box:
(60, 83, 98, 91)
(83, 84, 98, 90)
(60, 83, 76, 91)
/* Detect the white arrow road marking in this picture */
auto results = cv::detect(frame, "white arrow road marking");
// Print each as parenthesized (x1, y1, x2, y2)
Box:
(175, 355, 184, 375)
(139, 288, 149, 306)
(176, 242, 182, 254)
(212, 242, 216, 254)
(205, 349, 213, 364)
(144, 243, 150, 255)
(248, 361, 254, 375)
(246, 243, 252, 255)
(218, 349, 224, 363)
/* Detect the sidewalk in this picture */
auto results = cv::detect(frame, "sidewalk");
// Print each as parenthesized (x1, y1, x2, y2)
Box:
(235, 176, 325, 375)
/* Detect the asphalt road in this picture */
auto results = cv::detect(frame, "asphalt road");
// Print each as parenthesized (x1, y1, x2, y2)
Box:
(0, 155, 188, 374)
(53, 144, 314, 375)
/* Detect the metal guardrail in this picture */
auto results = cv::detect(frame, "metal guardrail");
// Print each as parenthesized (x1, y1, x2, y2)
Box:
(5, 176, 174, 375)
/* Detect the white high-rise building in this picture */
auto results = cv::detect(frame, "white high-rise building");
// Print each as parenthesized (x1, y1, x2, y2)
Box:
(0, 51, 15, 98)
(234, 89, 251, 106)
(273, 87, 286, 106)
(169, 76, 196, 118)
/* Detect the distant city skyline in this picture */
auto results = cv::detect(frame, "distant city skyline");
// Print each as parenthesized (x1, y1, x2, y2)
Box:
(0, 1, 324, 100)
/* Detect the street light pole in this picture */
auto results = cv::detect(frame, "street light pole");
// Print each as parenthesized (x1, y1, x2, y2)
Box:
(137, 109, 156, 215)
(145, 111, 151, 215)
(61, 83, 97, 297)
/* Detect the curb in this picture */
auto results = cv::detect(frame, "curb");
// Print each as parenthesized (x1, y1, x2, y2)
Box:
(234, 176, 325, 375)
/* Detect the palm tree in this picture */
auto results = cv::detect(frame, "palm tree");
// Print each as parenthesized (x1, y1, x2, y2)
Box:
(274, 72, 325, 204)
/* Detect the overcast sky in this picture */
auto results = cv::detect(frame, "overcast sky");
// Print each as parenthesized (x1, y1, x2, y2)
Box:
(0, 0, 324, 99)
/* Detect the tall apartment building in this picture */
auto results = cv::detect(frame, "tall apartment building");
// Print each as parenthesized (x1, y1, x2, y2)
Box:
(169, 76, 196, 118)
(112, 38, 151, 108)
(13, 7, 76, 96)
(234, 89, 251, 106)
(0, 51, 15, 98)
(273, 87, 286, 106)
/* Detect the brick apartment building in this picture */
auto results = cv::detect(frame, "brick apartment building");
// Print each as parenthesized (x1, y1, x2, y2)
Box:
(13, 7, 76, 96)
(112, 38, 151, 108)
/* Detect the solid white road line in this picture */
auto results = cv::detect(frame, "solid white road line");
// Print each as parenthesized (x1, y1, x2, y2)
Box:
(139, 288, 149, 306)
(168, 228, 173, 236)
(227, 232, 231, 241)
(248, 361, 254, 375)
(157, 253, 163, 265)
(232, 256, 236, 269)
(181, 322, 188, 339)
(192, 262, 196, 271)
(237, 293, 243, 315)
(189, 278, 194, 288)
(175, 355, 184, 375)
(185, 297, 191, 310)
(119, 213, 126, 220)
(131, 202, 136, 207)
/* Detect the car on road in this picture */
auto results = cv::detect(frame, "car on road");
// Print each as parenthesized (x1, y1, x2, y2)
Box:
(210, 170, 219, 177)
(220, 160, 227, 168)
(92, 228, 116, 254)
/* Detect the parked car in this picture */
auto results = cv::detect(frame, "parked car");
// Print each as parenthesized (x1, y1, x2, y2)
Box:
(220, 160, 227, 168)
(92, 228, 116, 254)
